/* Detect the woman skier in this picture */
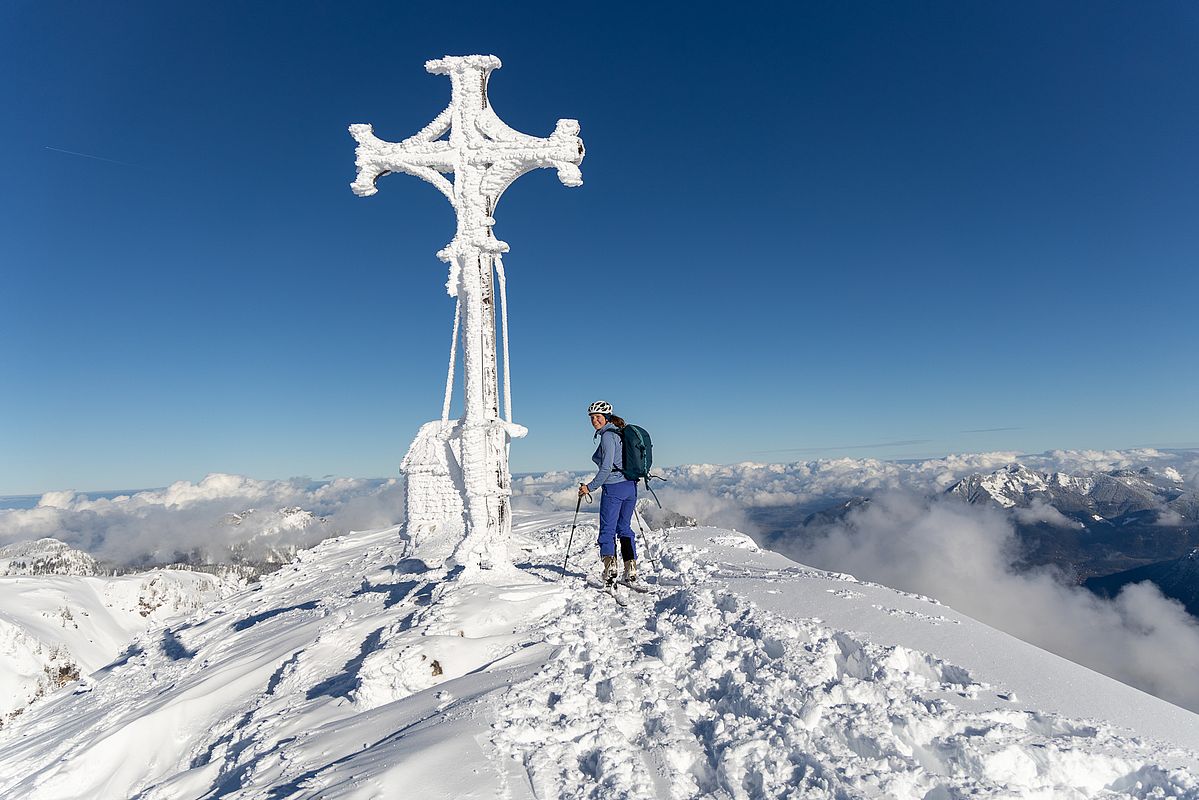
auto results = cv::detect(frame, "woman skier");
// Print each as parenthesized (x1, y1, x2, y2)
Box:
(579, 400, 643, 590)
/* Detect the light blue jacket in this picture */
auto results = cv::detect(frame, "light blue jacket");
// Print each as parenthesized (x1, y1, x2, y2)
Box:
(586, 423, 626, 491)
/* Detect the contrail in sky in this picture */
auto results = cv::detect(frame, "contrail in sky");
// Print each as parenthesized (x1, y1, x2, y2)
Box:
(44, 146, 139, 168)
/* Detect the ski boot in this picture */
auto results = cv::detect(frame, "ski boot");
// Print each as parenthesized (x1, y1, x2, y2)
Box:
(620, 559, 651, 593)
(586, 555, 619, 590)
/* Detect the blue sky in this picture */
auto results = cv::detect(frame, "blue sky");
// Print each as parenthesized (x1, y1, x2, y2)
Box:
(2, 1, 1197, 495)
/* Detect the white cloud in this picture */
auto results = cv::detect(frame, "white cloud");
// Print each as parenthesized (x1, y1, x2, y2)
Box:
(36, 490, 77, 510)
(1155, 510, 1187, 527)
(1013, 500, 1081, 528)
(651, 488, 756, 534)
(0, 474, 405, 566)
(1030, 448, 1179, 474)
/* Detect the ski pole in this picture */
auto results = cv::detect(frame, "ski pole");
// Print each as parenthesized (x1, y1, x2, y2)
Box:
(561, 491, 586, 579)
(634, 508, 658, 570)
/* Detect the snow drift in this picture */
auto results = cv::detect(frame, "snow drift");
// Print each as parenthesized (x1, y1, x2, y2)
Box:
(0, 564, 240, 725)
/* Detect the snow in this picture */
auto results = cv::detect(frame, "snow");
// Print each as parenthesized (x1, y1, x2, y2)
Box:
(400, 419, 467, 542)
(0, 510, 1196, 799)
(0, 567, 238, 725)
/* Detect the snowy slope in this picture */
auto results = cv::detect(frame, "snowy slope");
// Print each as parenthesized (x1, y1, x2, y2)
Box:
(0, 511, 1197, 799)
(0, 567, 240, 725)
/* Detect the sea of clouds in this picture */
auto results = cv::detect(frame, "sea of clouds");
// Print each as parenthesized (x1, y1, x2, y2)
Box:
(3, 448, 1199, 709)
(654, 447, 1199, 510)
(0, 474, 405, 566)
(513, 447, 1199, 529)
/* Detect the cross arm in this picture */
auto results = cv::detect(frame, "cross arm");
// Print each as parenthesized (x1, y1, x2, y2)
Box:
(477, 110, 584, 189)
(349, 122, 456, 204)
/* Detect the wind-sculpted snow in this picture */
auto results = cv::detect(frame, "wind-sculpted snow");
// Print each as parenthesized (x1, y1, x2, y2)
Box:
(0, 568, 239, 725)
(0, 513, 1197, 799)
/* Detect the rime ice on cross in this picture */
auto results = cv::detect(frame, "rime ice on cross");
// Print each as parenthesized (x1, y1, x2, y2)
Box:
(350, 55, 584, 574)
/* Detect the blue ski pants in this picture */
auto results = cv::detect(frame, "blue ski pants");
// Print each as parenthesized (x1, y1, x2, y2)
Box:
(598, 479, 638, 559)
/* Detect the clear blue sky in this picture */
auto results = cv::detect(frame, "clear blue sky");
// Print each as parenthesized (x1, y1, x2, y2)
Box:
(2, 1, 1197, 495)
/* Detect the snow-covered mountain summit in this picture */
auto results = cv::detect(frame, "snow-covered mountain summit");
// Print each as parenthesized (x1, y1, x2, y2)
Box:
(0, 538, 101, 577)
(947, 463, 1197, 522)
(1, 511, 1197, 799)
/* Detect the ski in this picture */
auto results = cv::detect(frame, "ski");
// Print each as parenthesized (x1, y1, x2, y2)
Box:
(585, 575, 629, 606)
(617, 577, 654, 594)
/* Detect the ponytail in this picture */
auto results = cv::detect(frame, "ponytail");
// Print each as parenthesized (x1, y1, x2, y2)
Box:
(606, 414, 627, 429)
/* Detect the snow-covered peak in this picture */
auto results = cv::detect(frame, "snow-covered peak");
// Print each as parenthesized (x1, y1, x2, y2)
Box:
(947, 463, 1053, 507)
(946, 463, 1194, 522)
(0, 538, 101, 577)
(1, 511, 1196, 798)
(220, 506, 324, 536)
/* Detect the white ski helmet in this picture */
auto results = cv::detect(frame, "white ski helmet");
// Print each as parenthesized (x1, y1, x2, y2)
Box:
(587, 400, 613, 417)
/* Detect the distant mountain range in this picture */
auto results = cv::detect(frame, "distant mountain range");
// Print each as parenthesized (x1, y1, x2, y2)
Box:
(944, 463, 1198, 577)
(753, 461, 1199, 603)
(945, 463, 1198, 524)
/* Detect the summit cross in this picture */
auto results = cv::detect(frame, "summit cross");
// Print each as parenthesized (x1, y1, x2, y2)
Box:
(350, 55, 584, 573)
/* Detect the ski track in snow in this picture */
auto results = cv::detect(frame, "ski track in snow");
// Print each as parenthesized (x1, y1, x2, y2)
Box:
(0, 513, 1196, 799)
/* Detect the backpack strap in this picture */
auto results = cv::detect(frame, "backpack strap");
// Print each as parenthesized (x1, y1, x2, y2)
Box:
(641, 473, 667, 507)
(595, 426, 627, 476)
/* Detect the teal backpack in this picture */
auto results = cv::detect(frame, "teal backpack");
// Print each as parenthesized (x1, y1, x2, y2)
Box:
(614, 423, 665, 505)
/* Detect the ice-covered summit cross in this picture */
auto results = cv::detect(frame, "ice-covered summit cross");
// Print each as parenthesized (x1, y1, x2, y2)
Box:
(351, 56, 583, 275)
(350, 55, 584, 574)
